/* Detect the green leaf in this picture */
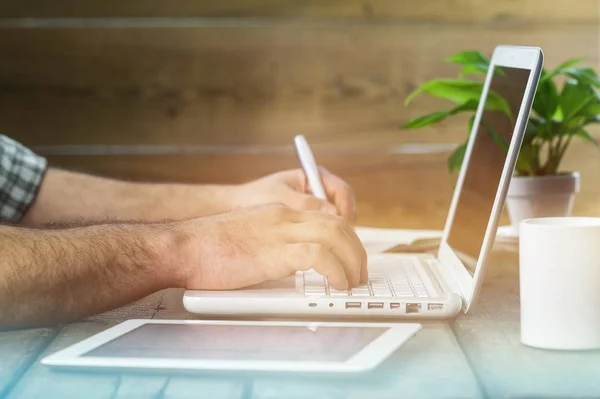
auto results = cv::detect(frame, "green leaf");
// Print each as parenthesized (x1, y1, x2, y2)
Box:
(523, 116, 544, 146)
(559, 81, 596, 124)
(403, 111, 449, 129)
(516, 143, 535, 175)
(405, 79, 480, 105)
(493, 66, 507, 77)
(444, 51, 489, 65)
(582, 99, 600, 124)
(404, 79, 511, 116)
(454, 99, 480, 114)
(459, 64, 489, 77)
(467, 115, 475, 133)
(555, 57, 585, 70)
(564, 68, 600, 88)
(482, 119, 509, 152)
(541, 57, 586, 81)
(458, 64, 507, 78)
(565, 115, 587, 131)
(583, 102, 600, 117)
(573, 128, 599, 147)
(585, 115, 600, 124)
(551, 106, 563, 122)
(533, 78, 559, 118)
(403, 99, 479, 129)
(447, 115, 475, 172)
(448, 142, 467, 172)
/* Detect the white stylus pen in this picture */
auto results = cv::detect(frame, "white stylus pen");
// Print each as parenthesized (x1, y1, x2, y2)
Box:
(294, 134, 327, 200)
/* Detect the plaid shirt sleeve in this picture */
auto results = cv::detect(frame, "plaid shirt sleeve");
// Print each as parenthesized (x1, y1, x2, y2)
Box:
(0, 135, 47, 222)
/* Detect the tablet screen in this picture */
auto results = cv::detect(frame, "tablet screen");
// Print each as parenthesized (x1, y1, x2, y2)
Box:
(83, 324, 388, 362)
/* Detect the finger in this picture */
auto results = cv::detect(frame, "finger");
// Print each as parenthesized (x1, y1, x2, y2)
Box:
(360, 250, 368, 284)
(273, 167, 355, 221)
(271, 169, 307, 191)
(280, 187, 338, 215)
(340, 223, 368, 284)
(284, 243, 349, 290)
(318, 167, 357, 222)
(265, 203, 341, 229)
(273, 169, 342, 217)
(287, 219, 362, 288)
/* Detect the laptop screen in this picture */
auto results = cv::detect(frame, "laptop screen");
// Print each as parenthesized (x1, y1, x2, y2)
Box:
(446, 66, 531, 276)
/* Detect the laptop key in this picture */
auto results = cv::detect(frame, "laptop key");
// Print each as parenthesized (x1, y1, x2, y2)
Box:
(373, 291, 392, 297)
(302, 256, 434, 298)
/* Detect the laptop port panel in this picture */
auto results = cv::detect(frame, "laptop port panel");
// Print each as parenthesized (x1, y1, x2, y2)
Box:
(406, 303, 422, 314)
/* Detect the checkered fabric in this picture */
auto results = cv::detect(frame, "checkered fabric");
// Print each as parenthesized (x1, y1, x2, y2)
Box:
(0, 135, 47, 222)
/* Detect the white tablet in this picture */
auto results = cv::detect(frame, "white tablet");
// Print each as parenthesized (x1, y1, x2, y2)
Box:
(41, 319, 422, 374)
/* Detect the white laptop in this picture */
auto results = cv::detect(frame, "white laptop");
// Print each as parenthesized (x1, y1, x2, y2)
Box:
(183, 45, 544, 319)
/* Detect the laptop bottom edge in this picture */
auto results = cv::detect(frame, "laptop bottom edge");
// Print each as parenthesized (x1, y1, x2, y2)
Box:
(181, 292, 462, 320)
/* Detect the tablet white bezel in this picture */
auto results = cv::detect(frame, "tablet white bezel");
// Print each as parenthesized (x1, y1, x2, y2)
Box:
(41, 319, 422, 373)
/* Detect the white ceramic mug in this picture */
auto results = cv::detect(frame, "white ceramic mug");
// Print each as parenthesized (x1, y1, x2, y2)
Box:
(520, 217, 600, 350)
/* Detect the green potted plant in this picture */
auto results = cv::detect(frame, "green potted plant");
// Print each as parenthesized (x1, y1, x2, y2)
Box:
(403, 51, 599, 231)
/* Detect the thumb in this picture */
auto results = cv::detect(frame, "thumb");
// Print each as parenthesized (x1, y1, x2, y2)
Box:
(287, 192, 338, 215)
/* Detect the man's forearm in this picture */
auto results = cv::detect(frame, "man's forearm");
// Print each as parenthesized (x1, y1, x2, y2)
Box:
(22, 168, 236, 226)
(0, 223, 180, 330)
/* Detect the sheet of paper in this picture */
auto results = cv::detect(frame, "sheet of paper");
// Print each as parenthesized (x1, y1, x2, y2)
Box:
(355, 226, 443, 254)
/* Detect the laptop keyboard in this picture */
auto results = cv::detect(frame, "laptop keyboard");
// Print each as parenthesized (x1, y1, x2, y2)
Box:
(302, 256, 436, 298)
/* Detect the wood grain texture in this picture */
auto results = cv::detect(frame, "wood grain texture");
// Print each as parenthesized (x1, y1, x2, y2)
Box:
(248, 323, 482, 399)
(0, 92, 466, 148)
(0, 24, 596, 147)
(156, 290, 482, 399)
(5, 292, 246, 399)
(0, 0, 597, 23)
(6, 288, 481, 399)
(0, 328, 59, 398)
(452, 247, 600, 398)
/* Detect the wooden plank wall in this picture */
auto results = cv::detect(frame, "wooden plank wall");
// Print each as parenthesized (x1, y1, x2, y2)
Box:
(0, 1, 598, 227)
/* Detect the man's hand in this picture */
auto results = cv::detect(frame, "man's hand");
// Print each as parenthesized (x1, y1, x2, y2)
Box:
(21, 167, 356, 226)
(0, 202, 366, 329)
(231, 168, 356, 222)
(175, 203, 367, 291)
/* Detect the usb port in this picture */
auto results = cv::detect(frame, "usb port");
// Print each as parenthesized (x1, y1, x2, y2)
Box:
(345, 302, 362, 309)
(368, 302, 384, 309)
(406, 303, 422, 314)
(428, 303, 444, 311)
(390, 302, 401, 309)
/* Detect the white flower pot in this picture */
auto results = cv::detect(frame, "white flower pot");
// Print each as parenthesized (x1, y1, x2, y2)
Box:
(506, 172, 581, 232)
